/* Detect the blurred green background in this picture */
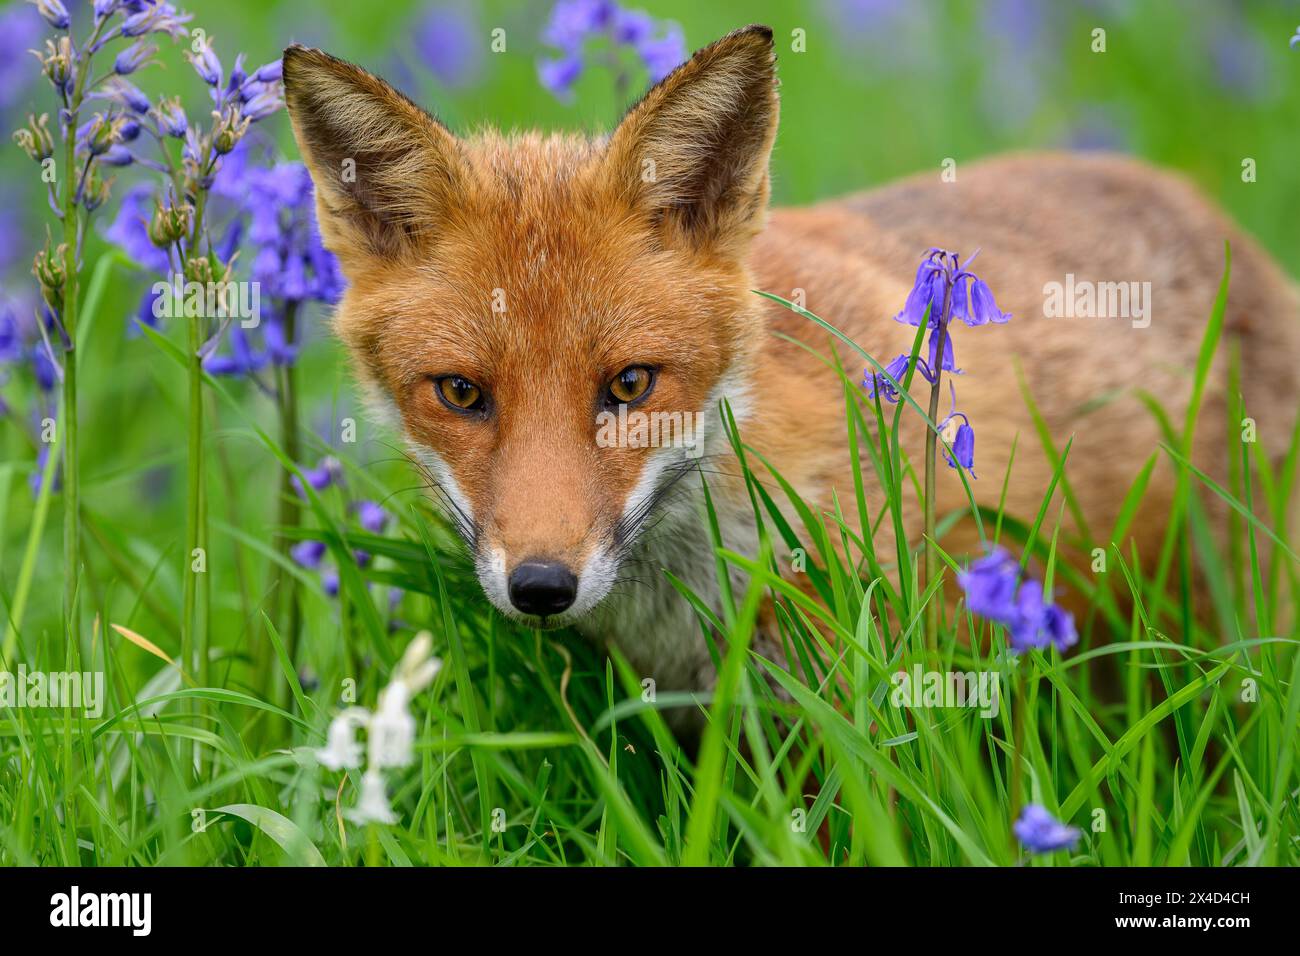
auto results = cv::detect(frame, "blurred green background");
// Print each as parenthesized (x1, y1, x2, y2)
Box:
(2, 0, 1299, 655)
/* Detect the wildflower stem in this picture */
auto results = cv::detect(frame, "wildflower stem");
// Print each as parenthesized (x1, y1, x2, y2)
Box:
(273, 302, 302, 689)
(182, 176, 211, 774)
(922, 282, 954, 653)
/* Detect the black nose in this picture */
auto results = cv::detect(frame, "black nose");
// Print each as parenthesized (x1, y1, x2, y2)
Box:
(508, 560, 578, 617)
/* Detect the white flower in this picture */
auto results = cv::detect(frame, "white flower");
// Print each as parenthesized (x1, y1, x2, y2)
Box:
(315, 709, 367, 770)
(346, 769, 397, 826)
(397, 630, 442, 694)
(370, 681, 416, 769)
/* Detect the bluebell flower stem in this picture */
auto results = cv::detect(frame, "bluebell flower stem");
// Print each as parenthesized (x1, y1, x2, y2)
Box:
(273, 302, 302, 693)
(923, 282, 954, 653)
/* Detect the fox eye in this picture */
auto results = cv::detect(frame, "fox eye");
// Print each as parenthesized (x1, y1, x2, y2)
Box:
(435, 375, 484, 412)
(606, 366, 655, 406)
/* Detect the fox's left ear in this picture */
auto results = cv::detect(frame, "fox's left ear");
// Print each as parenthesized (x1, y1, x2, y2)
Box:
(602, 24, 778, 257)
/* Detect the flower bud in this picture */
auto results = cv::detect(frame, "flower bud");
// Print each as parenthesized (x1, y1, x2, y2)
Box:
(33, 241, 68, 315)
(32, 37, 75, 94)
(81, 167, 113, 212)
(210, 105, 249, 155)
(147, 200, 192, 248)
(13, 113, 55, 162)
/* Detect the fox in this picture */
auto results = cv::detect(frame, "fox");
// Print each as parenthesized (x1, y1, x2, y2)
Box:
(281, 25, 1300, 714)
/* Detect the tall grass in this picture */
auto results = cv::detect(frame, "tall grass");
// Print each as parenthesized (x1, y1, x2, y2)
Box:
(1, 247, 1295, 867)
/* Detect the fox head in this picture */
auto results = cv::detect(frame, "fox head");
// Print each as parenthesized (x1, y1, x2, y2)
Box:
(282, 26, 778, 627)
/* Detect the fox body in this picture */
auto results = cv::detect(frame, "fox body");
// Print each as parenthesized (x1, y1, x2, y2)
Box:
(283, 27, 1299, 700)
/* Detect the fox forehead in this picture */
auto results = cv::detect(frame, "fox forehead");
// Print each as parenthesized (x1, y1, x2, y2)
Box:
(334, 132, 753, 402)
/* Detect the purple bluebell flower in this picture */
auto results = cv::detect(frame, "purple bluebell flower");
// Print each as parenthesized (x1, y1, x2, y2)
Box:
(94, 0, 121, 21)
(154, 98, 187, 137)
(1008, 579, 1078, 653)
(292, 456, 343, 498)
(538, 55, 583, 101)
(863, 353, 911, 403)
(291, 539, 327, 570)
(188, 37, 223, 86)
(33, 0, 71, 30)
(413, 4, 483, 88)
(250, 59, 282, 84)
(941, 413, 975, 475)
(958, 546, 1077, 654)
(356, 500, 388, 535)
(121, 2, 191, 39)
(543, 0, 616, 51)
(634, 23, 686, 83)
(114, 39, 155, 75)
(95, 76, 152, 113)
(321, 568, 340, 597)
(538, 1, 685, 101)
(100, 144, 134, 166)
(1292, 26, 1300, 50)
(204, 325, 268, 376)
(1014, 804, 1080, 854)
(957, 546, 1021, 621)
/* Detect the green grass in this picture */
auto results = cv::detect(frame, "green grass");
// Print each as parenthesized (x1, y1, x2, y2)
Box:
(1, 0, 1298, 868)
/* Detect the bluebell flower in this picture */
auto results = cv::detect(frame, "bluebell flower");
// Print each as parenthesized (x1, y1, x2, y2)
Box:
(635, 23, 686, 83)
(544, 0, 616, 51)
(33, 0, 71, 30)
(1292, 26, 1300, 50)
(957, 546, 1077, 654)
(291, 539, 326, 570)
(120, 2, 191, 40)
(940, 413, 975, 475)
(321, 568, 340, 598)
(114, 39, 155, 75)
(1008, 579, 1078, 653)
(188, 37, 223, 86)
(356, 500, 388, 535)
(538, 1, 685, 101)
(203, 324, 267, 377)
(292, 456, 343, 498)
(957, 546, 1021, 622)
(153, 97, 187, 137)
(413, 3, 483, 88)
(538, 55, 583, 101)
(863, 353, 911, 403)
(95, 76, 152, 114)
(1014, 804, 1080, 854)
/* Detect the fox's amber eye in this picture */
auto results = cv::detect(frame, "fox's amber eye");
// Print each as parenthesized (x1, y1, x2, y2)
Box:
(607, 366, 654, 405)
(436, 375, 484, 412)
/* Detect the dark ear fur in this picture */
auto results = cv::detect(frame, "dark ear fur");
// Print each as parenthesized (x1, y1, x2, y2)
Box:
(281, 45, 464, 263)
(602, 25, 779, 255)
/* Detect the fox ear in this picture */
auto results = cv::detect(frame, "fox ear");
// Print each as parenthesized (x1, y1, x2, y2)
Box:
(282, 45, 463, 264)
(602, 25, 778, 256)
